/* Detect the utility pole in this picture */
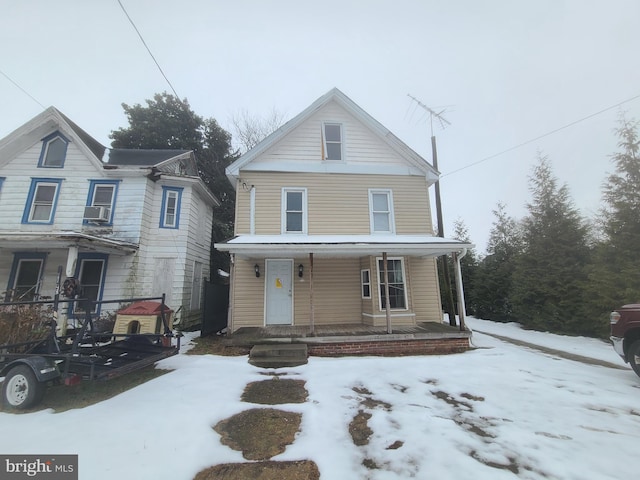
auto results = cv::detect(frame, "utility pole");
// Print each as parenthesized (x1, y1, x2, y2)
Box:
(407, 94, 457, 326)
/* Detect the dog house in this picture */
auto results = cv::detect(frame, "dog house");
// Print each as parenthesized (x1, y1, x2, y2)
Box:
(113, 301, 174, 335)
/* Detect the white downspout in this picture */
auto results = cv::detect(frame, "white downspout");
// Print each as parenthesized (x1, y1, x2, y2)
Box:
(227, 253, 235, 332)
(453, 248, 468, 331)
(249, 186, 256, 235)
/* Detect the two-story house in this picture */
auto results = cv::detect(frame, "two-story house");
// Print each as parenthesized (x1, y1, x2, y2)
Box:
(0, 107, 218, 330)
(215, 88, 472, 352)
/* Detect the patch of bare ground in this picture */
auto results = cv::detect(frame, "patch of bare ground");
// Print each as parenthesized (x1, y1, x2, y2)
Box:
(242, 378, 308, 405)
(0, 365, 167, 414)
(470, 450, 520, 474)
(186, 334, 250, 356)
(214, 408, 302, 461)
(348, 385, 404, 472)
(194, 460, 320, 480)
(349, 410, 373, 446)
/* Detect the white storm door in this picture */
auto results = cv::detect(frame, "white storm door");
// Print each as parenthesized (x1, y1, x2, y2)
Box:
(265, 259, 293, 325)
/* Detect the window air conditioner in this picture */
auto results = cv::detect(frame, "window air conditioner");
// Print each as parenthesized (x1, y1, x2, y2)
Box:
(83, 206, 110, 222)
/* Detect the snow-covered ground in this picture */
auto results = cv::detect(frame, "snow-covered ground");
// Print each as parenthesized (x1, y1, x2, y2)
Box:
(1, 317, 637, 480)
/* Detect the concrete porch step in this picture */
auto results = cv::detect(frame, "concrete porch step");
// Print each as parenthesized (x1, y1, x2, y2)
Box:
(249, 344, 308, 368)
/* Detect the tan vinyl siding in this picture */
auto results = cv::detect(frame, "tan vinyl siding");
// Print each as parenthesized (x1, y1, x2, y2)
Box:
(408, 257, 443, 322)
(231, 259, 266, 329)
(253, 101, 404, 166)
(235, 172, 433, 235)
(231, 257, 362, 329)
(293, 257, 361, 325)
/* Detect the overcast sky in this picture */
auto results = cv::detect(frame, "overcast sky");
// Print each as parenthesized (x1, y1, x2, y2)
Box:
(2, 0, 639, 252)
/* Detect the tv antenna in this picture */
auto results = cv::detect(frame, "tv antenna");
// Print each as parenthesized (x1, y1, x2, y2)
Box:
(407, 93, 459, 328)
(407, 93, 451, 135)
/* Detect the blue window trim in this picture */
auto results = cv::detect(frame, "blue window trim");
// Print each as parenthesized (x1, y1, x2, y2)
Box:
(38, 131, 70, 168)
(21, 178, 63, 224)
(84, 179, 121, 225)
(160, 186, 183, 229)
(5, 252, 47, 302)
(68, 253, 109, 317)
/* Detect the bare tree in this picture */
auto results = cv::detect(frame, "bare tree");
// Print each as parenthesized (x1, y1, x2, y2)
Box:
(231, 107, 286, 153)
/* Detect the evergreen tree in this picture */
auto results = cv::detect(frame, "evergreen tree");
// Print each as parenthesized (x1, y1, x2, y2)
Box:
(451, 218, 478, 315)
(472, 203, 523, 322)
(109, 93, 236, 281)
(586, 117, 640, 332)
(511, 155, 590, 334)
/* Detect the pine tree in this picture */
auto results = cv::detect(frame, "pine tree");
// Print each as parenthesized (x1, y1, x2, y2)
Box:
(472, 203, 523, 322)
(451, 218, 478, 315)
(586, 117, 640, 330)
(511, 155, 590, 334)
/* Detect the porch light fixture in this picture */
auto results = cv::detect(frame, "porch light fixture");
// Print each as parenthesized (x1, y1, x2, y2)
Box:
(298, 264, 304, 278)
(254, 264, 260, 278)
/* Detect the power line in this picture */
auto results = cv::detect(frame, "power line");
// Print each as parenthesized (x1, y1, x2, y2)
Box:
(441, 93, 640, 178)
(0, 69, 45, 109)
(116, 0, 182, 100)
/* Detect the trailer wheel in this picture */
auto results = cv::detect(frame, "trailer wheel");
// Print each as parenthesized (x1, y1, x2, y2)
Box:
(2, 365, 46, 410)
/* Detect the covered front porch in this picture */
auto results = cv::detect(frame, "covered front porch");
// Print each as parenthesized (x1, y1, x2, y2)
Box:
(215, 234, 474, 338)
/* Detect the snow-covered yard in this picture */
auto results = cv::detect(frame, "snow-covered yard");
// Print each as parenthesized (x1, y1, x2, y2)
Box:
(1, 317, 637, 480)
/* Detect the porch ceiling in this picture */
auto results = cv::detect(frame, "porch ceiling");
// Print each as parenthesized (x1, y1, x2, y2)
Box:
(215, 234, 472, 259)
(0, 232, 138, 255)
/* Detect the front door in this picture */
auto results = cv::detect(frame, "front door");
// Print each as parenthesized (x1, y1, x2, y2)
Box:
(265, 259, 293, 325)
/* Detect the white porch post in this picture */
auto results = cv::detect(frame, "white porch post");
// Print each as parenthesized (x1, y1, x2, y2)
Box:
(452, 250, 468, 331)
(65, 246, 79, 277)
(382, 252, 392, 334)
(58, 246, 79, 336)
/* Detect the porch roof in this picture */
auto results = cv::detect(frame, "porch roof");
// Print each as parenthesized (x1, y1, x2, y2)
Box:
(0, 231, 138, 255)
(215, 234, 472, 258)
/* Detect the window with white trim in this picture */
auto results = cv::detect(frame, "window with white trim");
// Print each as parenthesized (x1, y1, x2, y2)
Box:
(22, 178, 63, 224)
(323, 123, 343, 161)
(361, 269, 371, 299)
(369, 189, 395, 234)
(160, 186, 183, 229)
(282, 188, 307, 233)
(38, 131, 69, 168)
(377, 257, 407, 310)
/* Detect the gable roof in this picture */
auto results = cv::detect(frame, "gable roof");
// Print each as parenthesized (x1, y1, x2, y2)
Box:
(0, 106, 107, 169)
(226, 88, 439, 185)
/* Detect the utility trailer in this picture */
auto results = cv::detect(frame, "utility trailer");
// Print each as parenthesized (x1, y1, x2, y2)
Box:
(0, 294, 180, 410)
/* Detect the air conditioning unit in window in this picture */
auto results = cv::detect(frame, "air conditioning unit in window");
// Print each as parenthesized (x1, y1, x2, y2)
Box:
(83, 206, 110, 222)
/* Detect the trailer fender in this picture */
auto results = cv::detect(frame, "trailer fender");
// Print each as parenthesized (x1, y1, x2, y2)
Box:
(0, 357, 60, 383)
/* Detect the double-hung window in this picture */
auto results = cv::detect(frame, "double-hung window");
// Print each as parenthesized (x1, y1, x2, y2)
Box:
(6, 253, 46, 302)
(361, 269, 371, 299)
(38, 131, 69, 168)
(377, 257, 407, 310)
(369, 189, 395, 234)
(160, 186, 183, 229)
(323, 123, 343, 161)
(22, 178, 63, 224)
(282, 188, 307, 234)
(86, 180, 119, 224)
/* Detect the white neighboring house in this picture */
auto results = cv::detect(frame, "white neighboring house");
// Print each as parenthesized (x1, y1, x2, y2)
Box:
(0, 107, 219, 329)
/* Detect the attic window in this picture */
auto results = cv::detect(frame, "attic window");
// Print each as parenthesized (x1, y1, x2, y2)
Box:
(323, 123, 343, 161)
(38, 131, 69, 168)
